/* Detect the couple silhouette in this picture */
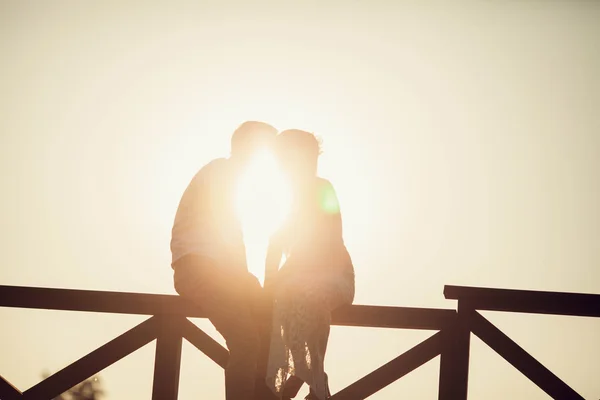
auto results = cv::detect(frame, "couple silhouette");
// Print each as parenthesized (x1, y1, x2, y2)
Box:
(171, 121, 355, 400)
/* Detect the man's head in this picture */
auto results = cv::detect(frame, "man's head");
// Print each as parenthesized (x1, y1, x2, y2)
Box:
(230, 121, 278, 165)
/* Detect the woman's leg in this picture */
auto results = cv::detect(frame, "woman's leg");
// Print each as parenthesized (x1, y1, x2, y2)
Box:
(275, 270, 354, 399)
(306, 273, 354, 399)
(311, 323, 331, 398)
(282, 286, 330, 400)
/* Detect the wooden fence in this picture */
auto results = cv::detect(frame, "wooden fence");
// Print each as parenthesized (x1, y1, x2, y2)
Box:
(0, 284, 598, 399)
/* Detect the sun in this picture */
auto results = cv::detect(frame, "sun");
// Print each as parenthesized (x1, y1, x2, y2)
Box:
(235, 149, 291, 284)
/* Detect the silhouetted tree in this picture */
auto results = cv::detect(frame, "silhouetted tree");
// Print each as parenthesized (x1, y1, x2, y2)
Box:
(42, 372, 105, 400)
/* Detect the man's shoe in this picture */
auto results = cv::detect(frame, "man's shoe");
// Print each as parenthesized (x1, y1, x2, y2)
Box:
(254, 378, 279, 400)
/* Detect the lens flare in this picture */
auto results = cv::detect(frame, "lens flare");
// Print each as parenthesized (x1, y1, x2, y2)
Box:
(235, 149, 291, 283)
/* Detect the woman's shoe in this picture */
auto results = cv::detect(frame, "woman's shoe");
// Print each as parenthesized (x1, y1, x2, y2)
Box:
(282, 375, 304, 398)
(304, 373, 331, 400)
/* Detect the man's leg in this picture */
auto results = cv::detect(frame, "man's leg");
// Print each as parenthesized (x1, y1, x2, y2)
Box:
(209, 281, 261, 400)
(174, 257, 261, 400)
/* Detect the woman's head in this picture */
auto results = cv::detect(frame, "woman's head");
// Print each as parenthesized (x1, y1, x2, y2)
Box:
(276, 129, 321, 183)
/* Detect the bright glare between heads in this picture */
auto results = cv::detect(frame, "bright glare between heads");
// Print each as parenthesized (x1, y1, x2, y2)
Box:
(235, 149, 291, 283)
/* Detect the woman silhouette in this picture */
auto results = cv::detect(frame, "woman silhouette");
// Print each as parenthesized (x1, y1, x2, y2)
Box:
(265, 129, 355, 400)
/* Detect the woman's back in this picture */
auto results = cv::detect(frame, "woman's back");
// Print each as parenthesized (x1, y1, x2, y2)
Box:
(267, 130, 355, 400)
(280, 177, 353, 275)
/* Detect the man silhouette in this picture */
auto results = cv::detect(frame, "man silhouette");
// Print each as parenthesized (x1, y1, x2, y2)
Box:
(171, 121, 277, 400)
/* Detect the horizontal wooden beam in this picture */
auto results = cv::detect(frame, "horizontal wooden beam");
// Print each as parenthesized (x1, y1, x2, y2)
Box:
(0, 374, 22, 400)
(0, 285, 455, 329)
(332, 305, 456, 330)
(330, 331, 442, 400)
(0, 285, 207, 318)
(22, 316, 159, 400)
(444, 285, 600, 317)
(468, 310, 584, 400)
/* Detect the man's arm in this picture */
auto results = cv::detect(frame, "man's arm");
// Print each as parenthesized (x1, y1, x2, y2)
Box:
(170, 163, 217, 265)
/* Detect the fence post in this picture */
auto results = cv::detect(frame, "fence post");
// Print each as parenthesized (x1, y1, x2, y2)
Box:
(438, 302, 471, 400)
(152, 315, 183, 400)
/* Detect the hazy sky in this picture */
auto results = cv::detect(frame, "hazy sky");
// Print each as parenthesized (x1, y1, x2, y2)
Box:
(1, 1, 599, 399)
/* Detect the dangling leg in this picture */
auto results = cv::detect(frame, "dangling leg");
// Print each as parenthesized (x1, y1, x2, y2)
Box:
(266, 290, 293, 398)
(311, 323, 331, 398)
(280, 283, 313, 384)
(306, 272, 353, 400)
(305, 311, 331, 400)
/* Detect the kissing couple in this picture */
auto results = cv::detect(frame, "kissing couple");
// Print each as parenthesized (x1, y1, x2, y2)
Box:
(171, 121, 355, 400)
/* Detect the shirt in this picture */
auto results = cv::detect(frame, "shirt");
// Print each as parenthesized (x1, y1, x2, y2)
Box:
(278, 177, 353, 275)
(170, 158, 247, 271)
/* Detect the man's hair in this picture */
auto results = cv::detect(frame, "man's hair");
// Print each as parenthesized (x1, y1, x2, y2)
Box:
(230, 121, 278, 157)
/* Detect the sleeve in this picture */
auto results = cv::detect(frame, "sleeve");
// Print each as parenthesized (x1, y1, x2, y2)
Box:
(317, 179, 343, 241)
(173, 165, 213, 227)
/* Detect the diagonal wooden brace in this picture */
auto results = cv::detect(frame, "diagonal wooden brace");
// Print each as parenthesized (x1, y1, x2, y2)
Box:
(330, 331, 443, 400)
(181, 318, 229, 368)
(468, 310, 584, 400)
(0, 374, 22, 400)
(22, 316, 159, 400)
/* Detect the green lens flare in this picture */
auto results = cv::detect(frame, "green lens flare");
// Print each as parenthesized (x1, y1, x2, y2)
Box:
(319, 185, 340, 214)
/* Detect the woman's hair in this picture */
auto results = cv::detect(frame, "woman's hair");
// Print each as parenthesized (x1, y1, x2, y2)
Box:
(277, 129, 322, 156)
(276, 129, 322, 177)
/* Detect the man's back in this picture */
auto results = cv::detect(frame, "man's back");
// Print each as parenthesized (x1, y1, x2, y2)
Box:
(170, 121, 278, 400)
(170, 158, 247, 271)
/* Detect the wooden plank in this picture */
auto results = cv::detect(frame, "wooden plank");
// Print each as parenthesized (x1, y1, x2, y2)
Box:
(22, 316, 159, 400)
(444, 285, 600, 317)
(0, 285, 207, 318)
(0, 374, 22, 400)
(0, 285, 456, 329)
(181, 318, 229, 368)
(438, 303, 471, 400)
(152, 315, 183, 400)
(468, 310, 584, 400)
(332, 305, 456, 330)
(330, 331, 442, 400)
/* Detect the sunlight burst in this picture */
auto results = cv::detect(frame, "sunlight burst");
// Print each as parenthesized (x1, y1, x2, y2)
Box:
(235, 149, 291, 284)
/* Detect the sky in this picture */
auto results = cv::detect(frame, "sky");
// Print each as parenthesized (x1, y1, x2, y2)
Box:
(1, 0, 599, 398)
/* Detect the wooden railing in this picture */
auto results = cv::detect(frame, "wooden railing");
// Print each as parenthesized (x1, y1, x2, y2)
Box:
(444, 285, 600, 400)
(0, 284, 598, 399)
